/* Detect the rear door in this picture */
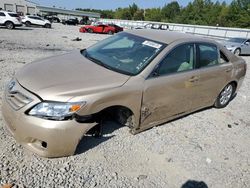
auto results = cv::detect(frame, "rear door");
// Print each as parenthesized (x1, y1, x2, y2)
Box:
(141, 43, 201, 127)
(194, 43, 234, 106)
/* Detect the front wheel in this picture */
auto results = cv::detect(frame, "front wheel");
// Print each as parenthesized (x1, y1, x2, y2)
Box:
(108, 30, 114, 35)
(234, 48, 241, 56)
(5, 22, 14, 29)
(214, 83, 235, 108)
(25, 21, 31, 27)
(44, 24, 51, 28)
(87, 28, 93, 33)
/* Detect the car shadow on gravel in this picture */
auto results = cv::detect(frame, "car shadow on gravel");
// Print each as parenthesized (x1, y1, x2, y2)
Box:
(75, 121, 122, 155)
(14, 28, 34, 31)
(0, 27, 33, 31)
(181, 180, 208, 188)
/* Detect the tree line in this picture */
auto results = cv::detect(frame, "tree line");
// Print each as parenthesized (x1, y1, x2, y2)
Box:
(77, 0, 250, 28)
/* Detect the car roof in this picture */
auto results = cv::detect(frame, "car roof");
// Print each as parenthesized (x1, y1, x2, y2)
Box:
(126, 29, 212, 44)
(0, 11, 16, 14)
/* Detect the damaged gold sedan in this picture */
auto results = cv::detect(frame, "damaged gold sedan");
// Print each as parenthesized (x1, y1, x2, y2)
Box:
(2, 30, 247, 157)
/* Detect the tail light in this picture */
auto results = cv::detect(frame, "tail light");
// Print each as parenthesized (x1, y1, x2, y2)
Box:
(16, 16, 22, 22)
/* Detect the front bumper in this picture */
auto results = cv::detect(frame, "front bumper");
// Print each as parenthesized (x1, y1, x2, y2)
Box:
(1, 81, 96, 158)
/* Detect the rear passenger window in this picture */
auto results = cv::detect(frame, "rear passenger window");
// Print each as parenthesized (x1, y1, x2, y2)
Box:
(220, 51, 229, 64)
(8, 13, 18, 17)
(197, 44, 218, 68)
(0, 12, 5, 17)
(157, 43, 195, 75)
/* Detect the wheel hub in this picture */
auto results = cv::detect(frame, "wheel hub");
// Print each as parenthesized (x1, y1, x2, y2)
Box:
(220, 85, 233, 105)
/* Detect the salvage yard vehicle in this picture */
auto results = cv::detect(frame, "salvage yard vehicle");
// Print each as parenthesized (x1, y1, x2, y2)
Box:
(135, 23, 169, 30)
(62, 18, 79, 25)
(107, 23, 124, 33)
(222, 38, 250, 55)
(22, 15, 51, 28)
(0, 11, 22, 29)
(79, 23, 116, 34)
(2, 30, 247, 157)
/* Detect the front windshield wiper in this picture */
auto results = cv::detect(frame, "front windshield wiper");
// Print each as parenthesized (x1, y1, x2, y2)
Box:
(84, 51, 113, 71)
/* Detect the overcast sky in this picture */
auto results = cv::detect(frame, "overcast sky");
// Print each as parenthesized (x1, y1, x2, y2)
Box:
(32, 0, 232, 10)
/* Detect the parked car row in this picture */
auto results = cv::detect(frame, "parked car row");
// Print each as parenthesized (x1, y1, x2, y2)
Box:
(0, 10, 52, 29)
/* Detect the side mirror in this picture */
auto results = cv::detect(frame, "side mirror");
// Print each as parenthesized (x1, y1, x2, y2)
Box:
(245, 42, 250, 45)
(150, 66, 160, 78)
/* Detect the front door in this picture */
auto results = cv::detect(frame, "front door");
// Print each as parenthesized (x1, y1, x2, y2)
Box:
(141, 43, 200, 127)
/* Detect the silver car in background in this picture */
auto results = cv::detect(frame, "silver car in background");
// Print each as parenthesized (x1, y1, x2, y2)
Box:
(222, 38, 250, 55)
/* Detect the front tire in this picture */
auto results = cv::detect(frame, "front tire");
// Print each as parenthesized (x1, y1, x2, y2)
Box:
(44, 24, 51, 28)
(5, 21, 14, 29)
(108, 30, 114, 35)
(87, 28, 93, 33)
(116, 108, 135, 128)
(234, 48, 241, 56)
(25, 21, 31, 27)
(214, 83, 235, 108)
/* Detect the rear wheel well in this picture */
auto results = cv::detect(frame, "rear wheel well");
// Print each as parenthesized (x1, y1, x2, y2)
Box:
(229, 81, 237, 92)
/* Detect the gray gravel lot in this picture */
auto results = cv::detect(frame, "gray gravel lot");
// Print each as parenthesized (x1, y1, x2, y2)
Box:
(0, 24, 250, 188)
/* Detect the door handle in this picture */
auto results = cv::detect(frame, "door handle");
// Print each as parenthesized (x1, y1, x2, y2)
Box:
(188, 76, 199, 82)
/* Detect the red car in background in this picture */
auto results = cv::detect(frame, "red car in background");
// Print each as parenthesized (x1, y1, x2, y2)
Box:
(79, 23, 123, 34)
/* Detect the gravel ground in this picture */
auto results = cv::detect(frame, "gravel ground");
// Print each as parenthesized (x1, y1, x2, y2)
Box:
(0, 24, 249, 188)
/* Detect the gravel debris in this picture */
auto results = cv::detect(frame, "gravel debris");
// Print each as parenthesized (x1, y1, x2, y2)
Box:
(0, 24, 250, 188)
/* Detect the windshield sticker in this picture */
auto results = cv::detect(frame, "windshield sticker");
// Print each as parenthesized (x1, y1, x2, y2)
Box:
(142, 41, 162, 49)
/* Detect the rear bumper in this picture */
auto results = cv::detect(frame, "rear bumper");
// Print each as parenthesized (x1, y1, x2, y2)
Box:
(1, 81, 96, 158)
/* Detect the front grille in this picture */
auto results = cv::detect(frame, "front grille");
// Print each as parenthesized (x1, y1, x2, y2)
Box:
(6, 91, 33, 110)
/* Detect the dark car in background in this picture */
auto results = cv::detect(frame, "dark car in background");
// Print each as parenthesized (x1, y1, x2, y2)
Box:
(108, 24, 123, 33)
(44, 15, 60, 23)
(62, 18, 79, 25)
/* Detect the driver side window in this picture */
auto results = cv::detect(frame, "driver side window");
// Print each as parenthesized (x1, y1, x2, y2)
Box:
(157, 43, 195, 76)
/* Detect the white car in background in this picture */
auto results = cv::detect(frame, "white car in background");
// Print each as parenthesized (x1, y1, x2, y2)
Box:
(22, 15, 51, 28)
(0, 11, 22, 29)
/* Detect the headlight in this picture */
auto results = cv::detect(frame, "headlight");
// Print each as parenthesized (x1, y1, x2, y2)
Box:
(28, 101, 86, 120)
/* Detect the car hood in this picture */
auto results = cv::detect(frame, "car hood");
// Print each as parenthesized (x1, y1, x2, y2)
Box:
(16, 50, 130, 102)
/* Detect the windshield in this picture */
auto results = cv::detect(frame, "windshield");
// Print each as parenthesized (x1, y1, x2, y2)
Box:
(83, 32, 166, 75)
(228, 38, 246, 43)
